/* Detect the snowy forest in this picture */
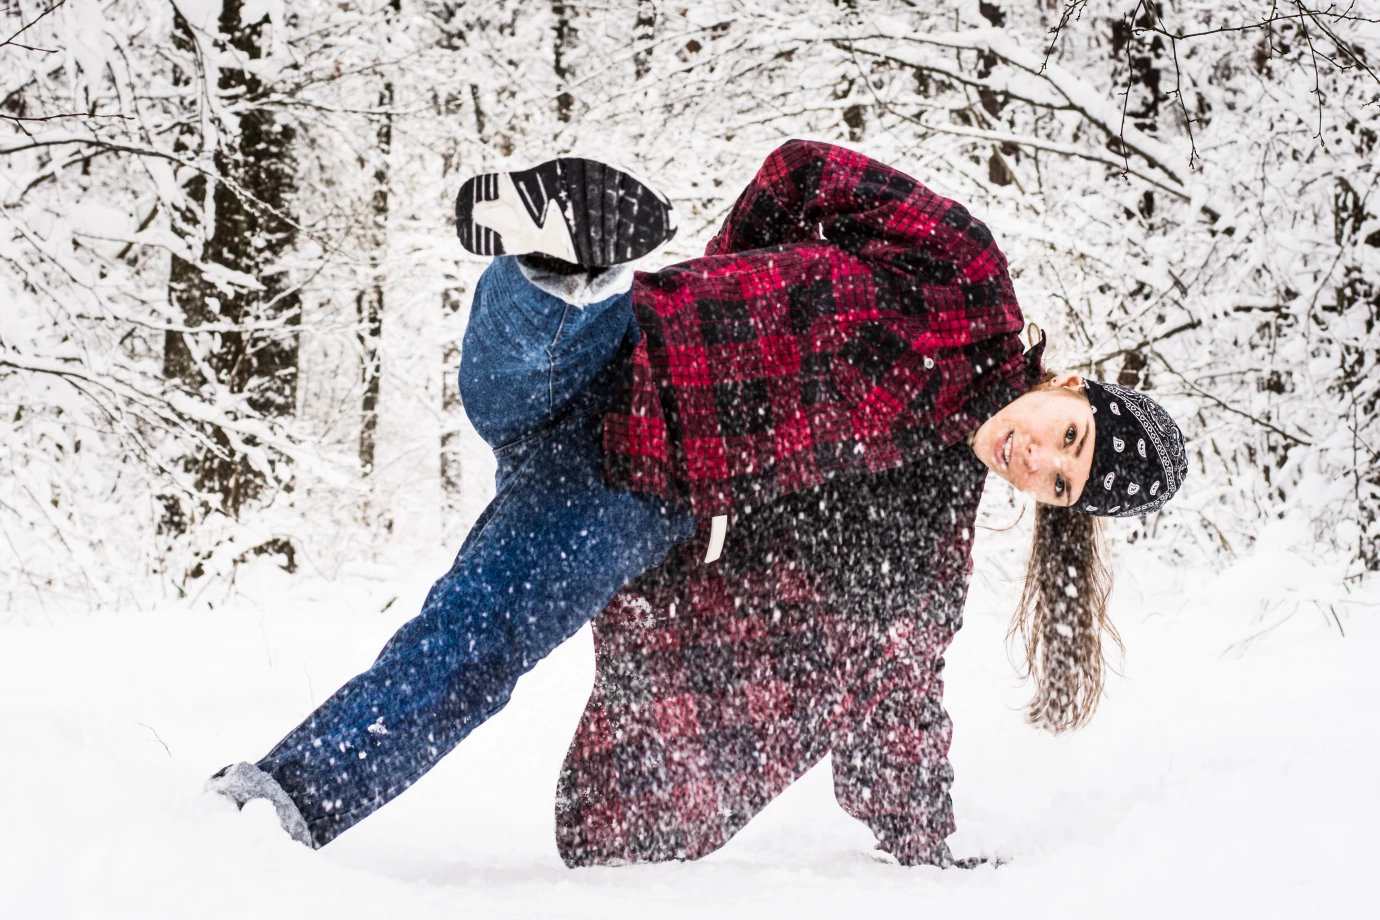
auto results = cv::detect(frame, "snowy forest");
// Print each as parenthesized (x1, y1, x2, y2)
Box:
(3, 2, 1379, 917)
(2, 0, 1377, 609)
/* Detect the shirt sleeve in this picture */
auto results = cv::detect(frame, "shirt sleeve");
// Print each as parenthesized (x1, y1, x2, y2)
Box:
(828, 612, 961, 868)
(806, 455, 982, 868)
(703, 139, 1010, 291)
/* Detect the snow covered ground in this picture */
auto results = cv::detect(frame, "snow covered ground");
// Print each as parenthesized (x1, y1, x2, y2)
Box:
(2, 526, 1376, 920)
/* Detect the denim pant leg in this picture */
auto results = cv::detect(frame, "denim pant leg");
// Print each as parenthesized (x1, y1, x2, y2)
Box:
(459, 255, 638, 451)
(256, 258, 693, 847)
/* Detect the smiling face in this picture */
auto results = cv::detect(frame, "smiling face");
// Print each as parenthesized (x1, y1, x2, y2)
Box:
(968, 373, 1096, 506)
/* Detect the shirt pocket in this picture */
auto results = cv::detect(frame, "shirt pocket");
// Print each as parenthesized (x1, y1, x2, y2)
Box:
(830, 319, 941, 435)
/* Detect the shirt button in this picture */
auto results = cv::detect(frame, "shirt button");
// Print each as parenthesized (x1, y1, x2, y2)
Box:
(923, 356, 935, 369)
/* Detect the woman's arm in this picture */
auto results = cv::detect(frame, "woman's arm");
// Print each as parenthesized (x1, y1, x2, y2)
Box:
(807, 457, 981, 868)
(829, 615, 961, 868)
(704, 139, 1008, 290)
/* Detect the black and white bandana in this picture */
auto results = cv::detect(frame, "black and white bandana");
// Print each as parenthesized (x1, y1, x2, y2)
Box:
(1077, 380, 1188, 518)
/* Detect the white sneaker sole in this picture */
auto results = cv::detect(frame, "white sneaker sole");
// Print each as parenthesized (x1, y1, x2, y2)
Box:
(456, 157, 676, 266)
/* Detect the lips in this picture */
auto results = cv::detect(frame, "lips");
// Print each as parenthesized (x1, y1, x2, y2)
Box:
(997, 430, 1013, 469)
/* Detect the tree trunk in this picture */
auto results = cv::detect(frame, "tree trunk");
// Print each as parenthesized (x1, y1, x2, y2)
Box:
(552, 0, 576, 123)
(1332, 177, 1380, 570)
(440, 286, 466, 539)
(164, 0, 300, 520)
(633, 0, 656, 80)
(359, 2, 400, 475)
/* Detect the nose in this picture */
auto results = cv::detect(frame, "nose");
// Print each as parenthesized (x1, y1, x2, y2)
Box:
(1021, 436, 1063, 481)
(1022, 435, 1045, 474)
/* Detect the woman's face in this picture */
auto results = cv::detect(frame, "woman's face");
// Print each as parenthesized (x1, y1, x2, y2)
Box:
(969, 373, 1095, 506)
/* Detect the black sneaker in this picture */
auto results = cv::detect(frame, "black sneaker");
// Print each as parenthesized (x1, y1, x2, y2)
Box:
(455, 157, 676, 267)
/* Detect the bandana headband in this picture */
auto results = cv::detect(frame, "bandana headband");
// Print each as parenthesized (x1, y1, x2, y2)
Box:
(1077, 380, 1188, 518)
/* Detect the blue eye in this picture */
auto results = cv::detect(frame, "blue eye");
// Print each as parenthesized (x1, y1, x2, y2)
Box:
(1065, 425, 1076, 445)
(1055, 474, 1065, 496)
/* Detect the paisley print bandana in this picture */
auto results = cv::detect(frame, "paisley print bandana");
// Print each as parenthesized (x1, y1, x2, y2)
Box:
(1077, 380, 1188, 518)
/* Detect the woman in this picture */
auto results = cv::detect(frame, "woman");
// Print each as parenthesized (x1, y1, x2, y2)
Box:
(208, 142, 1188, 867)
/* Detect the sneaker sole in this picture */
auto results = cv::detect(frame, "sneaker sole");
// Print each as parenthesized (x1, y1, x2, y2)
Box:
(456, 157, 676, 266)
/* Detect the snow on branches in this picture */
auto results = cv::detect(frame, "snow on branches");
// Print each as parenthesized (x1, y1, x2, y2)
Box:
(1, 0, 1376, 608)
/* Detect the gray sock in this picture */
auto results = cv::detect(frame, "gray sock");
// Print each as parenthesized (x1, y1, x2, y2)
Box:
(206, 762, 315, 848)
(516, 255, 634, 306)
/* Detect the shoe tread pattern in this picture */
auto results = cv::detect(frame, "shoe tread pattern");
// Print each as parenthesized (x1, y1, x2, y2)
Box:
(456, 158, 674, 266)
(455, 171, 503, 256)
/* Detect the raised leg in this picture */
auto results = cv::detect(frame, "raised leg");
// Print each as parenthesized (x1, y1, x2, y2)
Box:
(249, 256, 690, 847)
(459, 254, 637, 452)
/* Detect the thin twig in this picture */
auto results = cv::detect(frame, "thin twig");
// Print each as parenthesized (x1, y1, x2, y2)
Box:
(1115, 1, 1147, 180)
(1293, 1, 1328, 143)
(0, 1, 66, 52)
(134, 721, 173, 757)
(1041, 0, 1090, 73)
(2, 113, 133, 123)
(1154, 351, 1313, 447)
(1146, 4, 1199, 170)
(1137, 6, 1380, 44)
(1094, 319, 1203, 366)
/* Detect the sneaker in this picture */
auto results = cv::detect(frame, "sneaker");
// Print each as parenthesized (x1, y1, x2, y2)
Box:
(206, 762, 316, 848)
(456, 157, 676, 266)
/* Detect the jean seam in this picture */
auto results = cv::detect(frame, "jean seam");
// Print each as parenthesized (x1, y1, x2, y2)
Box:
(491, 424, 553, 459)
(491, 396, 605, 459)
(546, 301, 574, 425)
(452, 432, 548, 570)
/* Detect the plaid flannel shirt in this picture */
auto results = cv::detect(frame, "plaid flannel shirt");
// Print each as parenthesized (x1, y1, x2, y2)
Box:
(602, 139, 1040, 517)
(560, 142, 1044, 868)
(558, 448, 995, 868)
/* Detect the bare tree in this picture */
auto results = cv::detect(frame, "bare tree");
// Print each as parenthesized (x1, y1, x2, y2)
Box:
(164, 1, 301, 527)
(552, 0, 576, 124)
(357, 0, 403, 476)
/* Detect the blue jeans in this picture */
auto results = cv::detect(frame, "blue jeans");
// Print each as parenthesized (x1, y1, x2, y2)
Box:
(257, 257, 695, 847)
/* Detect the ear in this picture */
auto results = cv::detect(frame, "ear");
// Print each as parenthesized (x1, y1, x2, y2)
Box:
(1044, 372, 1085, 392)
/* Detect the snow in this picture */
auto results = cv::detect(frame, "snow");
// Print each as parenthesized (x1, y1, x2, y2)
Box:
(2, 535, 1375, 919)
(2, 3, 1378, 913)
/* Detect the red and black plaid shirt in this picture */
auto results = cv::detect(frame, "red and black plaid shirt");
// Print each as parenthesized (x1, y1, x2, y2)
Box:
(603, 139, 1040, 516)
(561, 142, 1044, 868)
